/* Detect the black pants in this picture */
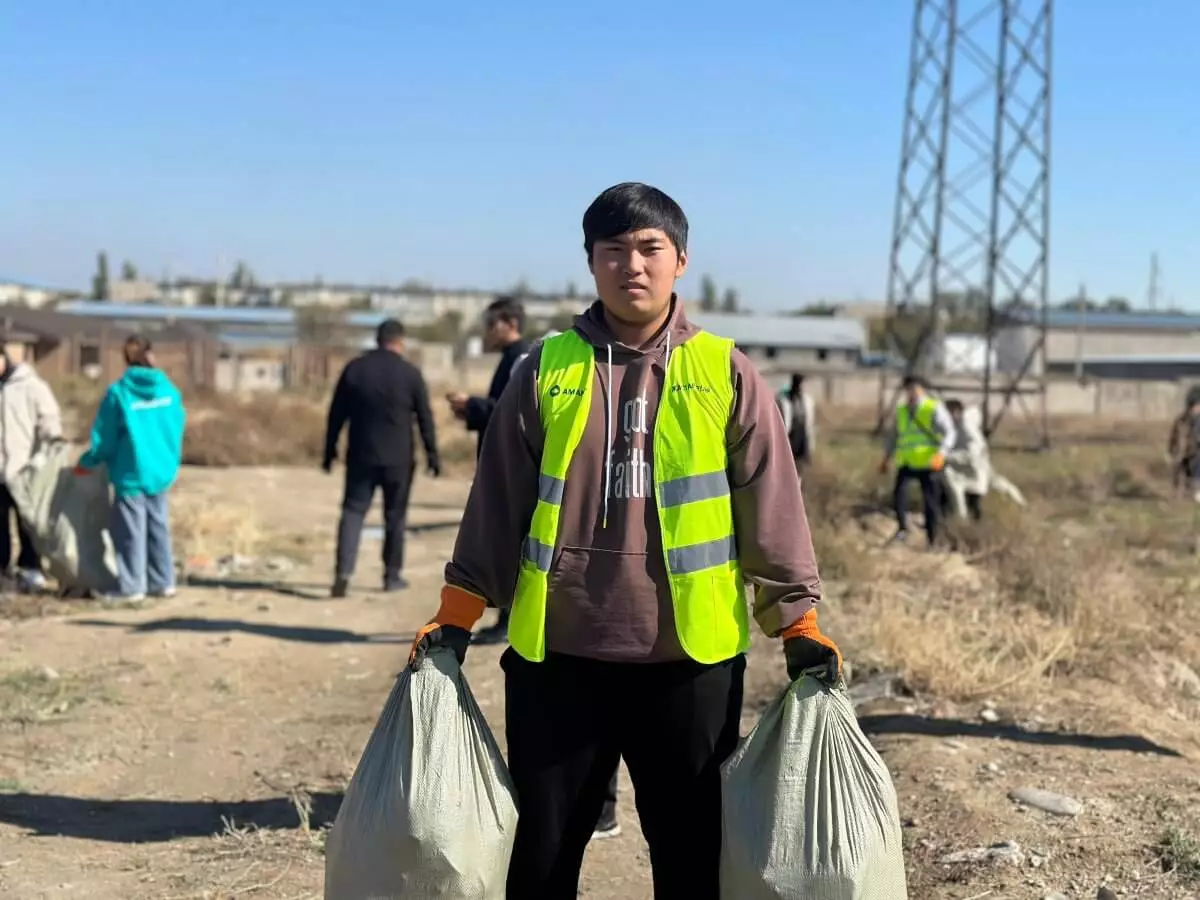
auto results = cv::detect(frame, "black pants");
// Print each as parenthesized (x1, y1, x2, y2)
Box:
(893, 465, 942, 543)
(503, 648, 744, 900)
(0, 485, 40, 572)
(334, 463, 413, 580)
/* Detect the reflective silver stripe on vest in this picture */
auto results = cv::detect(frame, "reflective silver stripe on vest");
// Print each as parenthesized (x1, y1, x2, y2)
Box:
(538, 473, 565, 505)
(667, 535, 737, 575)
(658, 471, 729, 508)
(523, 536, 554, 572)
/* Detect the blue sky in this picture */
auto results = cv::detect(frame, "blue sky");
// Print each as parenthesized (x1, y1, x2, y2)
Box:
(3, 2, 1199, 310)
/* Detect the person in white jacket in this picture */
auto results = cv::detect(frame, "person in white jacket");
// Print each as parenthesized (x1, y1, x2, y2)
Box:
(941, 399, 1025, 519)
(0, 352, 62, 590)
(776, 373, 816, 471)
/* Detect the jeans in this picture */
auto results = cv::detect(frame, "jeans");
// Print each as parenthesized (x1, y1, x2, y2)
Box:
(112, 492, 175, 596)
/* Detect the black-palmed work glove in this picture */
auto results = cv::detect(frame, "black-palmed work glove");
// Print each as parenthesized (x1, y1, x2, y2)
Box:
(409, 625, 472, 671)
(407, 586, 486, 671)
(782, 610, 843, 684)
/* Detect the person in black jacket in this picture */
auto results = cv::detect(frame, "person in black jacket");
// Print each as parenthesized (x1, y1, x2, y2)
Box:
(445, 296, 530, 644)
(324, 319, 439, 598)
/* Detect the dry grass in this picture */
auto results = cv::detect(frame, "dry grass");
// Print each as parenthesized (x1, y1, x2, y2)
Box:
(805, 429, 1200, 703)
(0, 666, 113, 726)
(172, 498, 269, 562)
(51, 378, 479, 471)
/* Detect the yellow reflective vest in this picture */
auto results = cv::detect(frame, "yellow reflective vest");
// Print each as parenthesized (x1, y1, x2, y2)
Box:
(509, 329, 751, 665)
(894, 396, 941, 469)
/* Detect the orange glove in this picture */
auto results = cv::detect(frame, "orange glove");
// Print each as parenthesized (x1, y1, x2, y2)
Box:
(930, 452, 945, 472)
(72, 465, 91, 476)
(408, 585, 488, 670)
(781, 609, 843, 683)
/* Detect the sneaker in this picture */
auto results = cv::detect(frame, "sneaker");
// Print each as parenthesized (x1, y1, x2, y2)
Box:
(591, 813, 621, 841)
(472, 622, 509, 646)
(331, 577, 349, 599)
(99, 592, 147, 605)
(382, 575, 410, 592)
(886, 530, 908, 546)
(17, 570, 47, 593)
(150, 586, 177, 599)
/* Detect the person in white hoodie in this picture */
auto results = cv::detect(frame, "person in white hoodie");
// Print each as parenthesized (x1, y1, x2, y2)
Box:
(0, 352, 62, 590)
(775, 373, 816, 471)
(941, 399, 1026, 519)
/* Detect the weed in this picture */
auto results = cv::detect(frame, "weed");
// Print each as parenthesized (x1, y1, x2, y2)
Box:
(1155, 827, 1200, 881)
(0, 667, 111, 726)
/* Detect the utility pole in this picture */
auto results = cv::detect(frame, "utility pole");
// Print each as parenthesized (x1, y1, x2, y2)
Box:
(1073, 282, 1087, 381)
(1147, 252, 1161, 312)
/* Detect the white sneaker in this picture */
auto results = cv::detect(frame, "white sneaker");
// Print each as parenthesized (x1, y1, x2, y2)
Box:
(99, 592, 146, 605)
(17, 570, 47, 592)
(150, 587, 177, 599)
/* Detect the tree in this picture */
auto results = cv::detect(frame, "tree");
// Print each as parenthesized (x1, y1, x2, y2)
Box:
(795, 303, 839, 317)
(198, 284, 219, 306)
(229, 261, 255, 290)
(720, 287, 740, 314)
(120, 260, 138, 281)
(699, 275, 718, 311)
(92, 252, 110, 300)
(1103, 296, 1132, 312)
(565, 281, 578, 298)
(510, 278, 532, 297)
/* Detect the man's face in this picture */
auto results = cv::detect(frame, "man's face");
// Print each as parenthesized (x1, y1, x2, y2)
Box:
(950, 407, 963, 425)
(483, 315, 514, 352)
(904, 385, 921, 404)
(589, 228, 687, 326)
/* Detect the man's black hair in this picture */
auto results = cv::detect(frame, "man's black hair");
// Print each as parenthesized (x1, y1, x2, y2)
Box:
(485, 295, 526, 333)
(901, 374, 925, 389)
(376, 318, 405, 347)
(789, 373, 805, 394)
(945, 398, 964, 414)
(582, 182, 688, 260)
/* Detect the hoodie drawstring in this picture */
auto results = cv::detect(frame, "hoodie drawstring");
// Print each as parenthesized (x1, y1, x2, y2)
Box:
(602, 343, 614, 529)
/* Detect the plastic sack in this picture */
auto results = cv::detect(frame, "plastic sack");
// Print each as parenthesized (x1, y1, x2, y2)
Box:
(7, 442, 119, 594)
(720, 676, 908, 900)
(325, 648, 518, 900)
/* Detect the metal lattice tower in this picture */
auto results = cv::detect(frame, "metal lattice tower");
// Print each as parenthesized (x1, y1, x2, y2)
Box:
(877, 0, 1053, 446)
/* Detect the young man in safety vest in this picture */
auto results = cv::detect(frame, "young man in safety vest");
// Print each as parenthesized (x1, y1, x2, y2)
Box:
(879, 374, 957, 547)
(408, 182, 841, 899)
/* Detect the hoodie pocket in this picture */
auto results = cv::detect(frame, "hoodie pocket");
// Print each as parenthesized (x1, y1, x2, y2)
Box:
(546, 546, 669, 656)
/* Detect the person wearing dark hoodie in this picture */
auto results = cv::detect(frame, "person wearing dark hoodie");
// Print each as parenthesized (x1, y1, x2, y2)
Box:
(407, 182, 841, 899)
(76, 336, 186, 602)
(445, 295, 531, 647)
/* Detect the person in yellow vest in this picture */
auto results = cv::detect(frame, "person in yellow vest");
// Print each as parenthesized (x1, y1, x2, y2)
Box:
(878, 374, 957, 547)
(407, 182, 841, 899)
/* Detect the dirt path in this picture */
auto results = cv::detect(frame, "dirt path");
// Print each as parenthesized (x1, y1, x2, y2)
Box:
(1, 467, 1198, 899)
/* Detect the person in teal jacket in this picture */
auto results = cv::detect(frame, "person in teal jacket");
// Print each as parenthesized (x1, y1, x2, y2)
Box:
(77, 335, 186, 601)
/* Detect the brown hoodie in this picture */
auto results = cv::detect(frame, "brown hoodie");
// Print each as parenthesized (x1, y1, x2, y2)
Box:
(445, 298, 822, 663)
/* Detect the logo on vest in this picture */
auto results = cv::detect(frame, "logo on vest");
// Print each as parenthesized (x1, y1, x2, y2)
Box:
(671, 382, 713, 394)
(548, 384, 585, 398)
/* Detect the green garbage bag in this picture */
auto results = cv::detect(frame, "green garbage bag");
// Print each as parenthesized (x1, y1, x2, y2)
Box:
(720, 676, 908, 899)
(324, 649, 518, 899)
